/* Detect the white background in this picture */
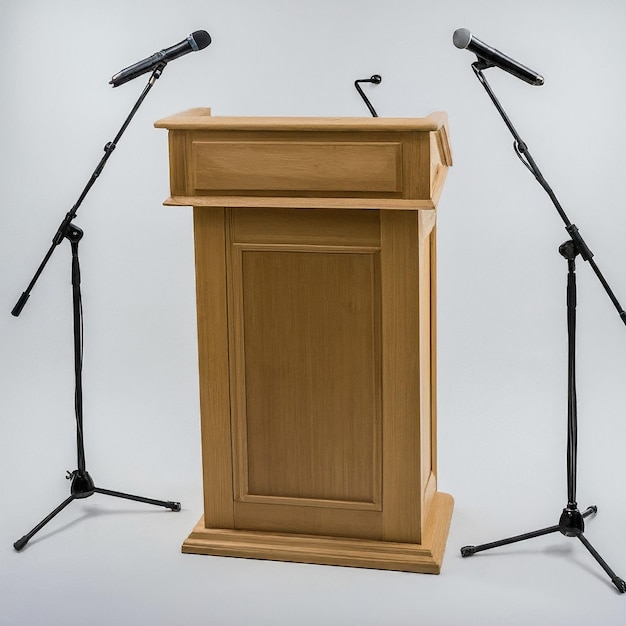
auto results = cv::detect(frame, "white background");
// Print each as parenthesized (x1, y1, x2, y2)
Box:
(2, 1, 626, 624)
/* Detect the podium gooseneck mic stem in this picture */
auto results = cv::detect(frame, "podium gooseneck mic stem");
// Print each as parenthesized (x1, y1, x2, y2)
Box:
(11, 63, 181, 554)
(354, 74, 382, 117)
(456, 43, 626, 593)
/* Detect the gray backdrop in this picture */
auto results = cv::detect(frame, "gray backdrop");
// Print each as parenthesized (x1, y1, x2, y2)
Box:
(2, 1, 626, 623)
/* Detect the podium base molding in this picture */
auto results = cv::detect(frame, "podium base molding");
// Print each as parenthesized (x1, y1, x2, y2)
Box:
(182, 492, 453, 574)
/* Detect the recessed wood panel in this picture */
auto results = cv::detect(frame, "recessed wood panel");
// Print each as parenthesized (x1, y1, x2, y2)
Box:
(192, 141, 402, 193)
(231, 248, 382, 508)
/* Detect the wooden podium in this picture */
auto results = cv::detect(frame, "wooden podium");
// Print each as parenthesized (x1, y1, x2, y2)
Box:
(155, 109, 454, 573)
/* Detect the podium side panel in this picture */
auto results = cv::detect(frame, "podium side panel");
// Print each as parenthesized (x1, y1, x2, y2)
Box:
(380, 211, 423, 544)
(169, 131, 190, 197)
(193, 207, 235, 529)
(428, 220, 438, 487)
(419, 211, 438, 521)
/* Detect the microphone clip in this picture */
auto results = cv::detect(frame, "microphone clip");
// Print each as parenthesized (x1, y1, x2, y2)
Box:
(149, 61, 167, 85)
(472, 59, 495, 72)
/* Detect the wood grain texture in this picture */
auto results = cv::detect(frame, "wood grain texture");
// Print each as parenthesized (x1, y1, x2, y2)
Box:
(164, 196, 441, 210)
(225, 209, 384, 540)
(233, 248, 381, 506)
(155, 110, 449, 132)
(192, 141, 402, 193)
(231, 207, 381, 247)
(182, 492, 454, 574)
(192, 207, 234, 528)
(161, 112, 454, 572)
(380, 211, 422, 543)
(157, 110, 452, 205)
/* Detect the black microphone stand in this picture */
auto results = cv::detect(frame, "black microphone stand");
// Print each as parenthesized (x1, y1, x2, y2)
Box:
(12, 63, 181, 553)
(459, 60, 626, 593)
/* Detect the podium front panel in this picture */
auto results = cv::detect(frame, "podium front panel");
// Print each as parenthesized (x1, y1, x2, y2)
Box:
(228, 208, 382, 540)
(193, 206, 437, 544)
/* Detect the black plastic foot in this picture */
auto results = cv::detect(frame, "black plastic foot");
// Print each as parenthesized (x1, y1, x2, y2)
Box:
(13, 536, 29, 552)
(460, 545, 477, 557)
(168, 501, 181, 512)
(613, 577, 626, 594)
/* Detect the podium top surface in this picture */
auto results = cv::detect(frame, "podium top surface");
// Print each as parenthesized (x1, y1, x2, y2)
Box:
(155, 108, 448, 132)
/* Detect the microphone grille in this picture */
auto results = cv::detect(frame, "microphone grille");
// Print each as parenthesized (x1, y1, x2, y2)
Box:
(453, 28, 472, 49)
(191, 30, 212, 50)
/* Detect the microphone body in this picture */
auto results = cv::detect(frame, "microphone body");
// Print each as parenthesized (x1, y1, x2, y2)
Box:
(453, 28, 543, 86)
(110, 30, 211, 87)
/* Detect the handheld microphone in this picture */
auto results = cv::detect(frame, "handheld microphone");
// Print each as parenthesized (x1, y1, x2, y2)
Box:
(110, 30, 211, 87)
(453, 28, 544, 86)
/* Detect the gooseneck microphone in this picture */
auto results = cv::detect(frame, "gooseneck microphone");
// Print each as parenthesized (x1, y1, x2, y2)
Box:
(453, 28, 544, 86)
(110, 30, 211, 87)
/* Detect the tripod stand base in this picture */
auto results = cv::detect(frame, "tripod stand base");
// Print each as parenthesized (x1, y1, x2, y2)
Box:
(13, 470, 180, 552)
(461, 505, 626, 593)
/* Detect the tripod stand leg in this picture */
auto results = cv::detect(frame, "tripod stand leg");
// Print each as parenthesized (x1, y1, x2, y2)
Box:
(582, 505, 597, 518)
(461, 524, 561, 557)
(14, 495, 76, 551)
(94, 487, 181, 511)
(577, 534, 626, 593)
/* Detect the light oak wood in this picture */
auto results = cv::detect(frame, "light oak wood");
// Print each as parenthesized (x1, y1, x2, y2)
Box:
(192, 207, 234, 529)
(193, 141, 403, 192)
(182, 492, 454, 574)
(155, 110, 449, 132)
(231, 248, 382, 506)
(157, 109, 453, 573)
(164, 195, 444, 210)
(155, 109, 452, 206)
(226, 209, 385, 540)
